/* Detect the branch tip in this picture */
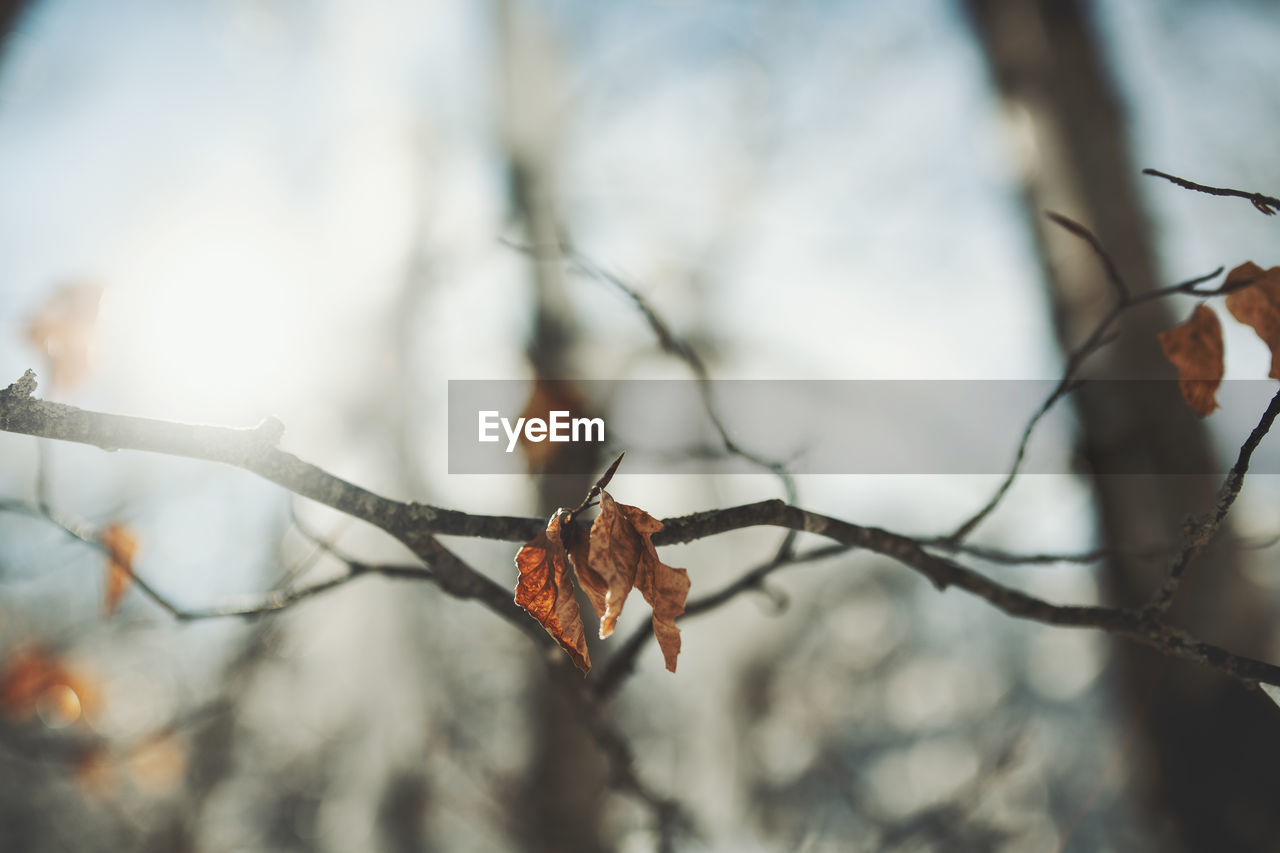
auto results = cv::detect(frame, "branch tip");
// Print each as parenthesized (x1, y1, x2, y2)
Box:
(5, 369, 37, 399)
(255, 416, 286, 445)
(598, 451, 625, 491)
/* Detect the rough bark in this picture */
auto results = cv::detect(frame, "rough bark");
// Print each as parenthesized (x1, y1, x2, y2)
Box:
(963, 1, 1280, 848)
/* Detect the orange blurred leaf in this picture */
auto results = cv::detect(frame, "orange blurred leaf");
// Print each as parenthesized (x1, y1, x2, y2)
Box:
(23, 281, 103, 391)
(0, 645, 99, 724)
(517, 378, 589, 472)
(1224, 261, 1280, 380)
(514, 512, 591, 673)
(37, 683, 83, 728)
(581, 492, 690, 672)
(100, 524, 139, 618)
(1159, 304, 1224, 417)
(127, 733, 187, 794)
(0, 646, 53, 721)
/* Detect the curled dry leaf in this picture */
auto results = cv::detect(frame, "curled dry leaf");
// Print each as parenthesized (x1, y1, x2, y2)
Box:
(1224, 261, 1280, 380)
(578, 491, 649, 638)
(579, 491, 690, 672)
(514, 512, 591, 673)
(512, 480, 693, 673)
(101, 523, 139, 617)
(1159, 304, 1224, 417)
(567, 533, 606, 627)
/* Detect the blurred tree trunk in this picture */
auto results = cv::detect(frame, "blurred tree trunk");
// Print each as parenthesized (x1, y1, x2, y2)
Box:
(496, 4, 609, 851)
(0, 1, 27, 48)
(963, 1, 1280, 849)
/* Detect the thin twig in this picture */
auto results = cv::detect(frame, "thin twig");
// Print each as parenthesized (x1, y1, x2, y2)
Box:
(593, 542, 850, 699)
(0, 496, 186, 619)
(564, 451, 625, 524)
(1146, 385, 1280, 614)
(1144, 168, 1280, 216)
(269, 499, 352, 590)
(559, 245, 800, 562)
(1046, 211, 1129, 302)
(175, 562, 437, 620)
(0, 493, 438, 621)
(0, 370, 550, 646)
(947, 214, 1224, 543)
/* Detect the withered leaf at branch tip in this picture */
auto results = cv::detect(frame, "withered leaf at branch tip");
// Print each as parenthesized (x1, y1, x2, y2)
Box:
(1224, 261, 1280, 380)
(513, 488, 693, 673)
(578, 491, 648, 639)
(579, 491, 690, 672)
(1159, 303, 1224, 417)
(101, 523, 139, 618)
(514, 511, 591, 673)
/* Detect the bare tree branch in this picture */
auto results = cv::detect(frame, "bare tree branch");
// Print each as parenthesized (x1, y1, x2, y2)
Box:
(0, 493, 438, 621)
(1144, 168, 1280, 216)
(1146, 386, 1280, 614)
(947, 212, 1226, 543)
(1046, 211, 1129, 302)
(0, 370, 542, 637)
(8, 370, 1280, 691)
(558, 244, 800, 562)
(0, 495, 187, 619)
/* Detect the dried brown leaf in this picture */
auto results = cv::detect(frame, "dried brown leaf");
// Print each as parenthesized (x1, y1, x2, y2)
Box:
(1159, 304, 1224, 416)
(101, 524, 138, 617)
(514, 512, 590, 673)
(1224, 261, 1280, 380)
(580, 491, 646, 637)
(566, 532, 606, 627)
(585, 492, 690, 672)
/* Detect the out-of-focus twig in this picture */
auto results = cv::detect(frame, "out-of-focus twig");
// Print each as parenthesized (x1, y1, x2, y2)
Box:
(1144, 168, 1280, 216)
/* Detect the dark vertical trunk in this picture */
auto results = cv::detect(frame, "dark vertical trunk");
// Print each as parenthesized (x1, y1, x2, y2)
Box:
(495, 4, 609, 851)
(0, 1, 28, 51)
(962, 1, 1280, 849)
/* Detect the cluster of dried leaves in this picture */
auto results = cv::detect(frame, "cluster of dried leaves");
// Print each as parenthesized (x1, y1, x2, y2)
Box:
(1160, 261, 1280, 415)
(514, 489, 691, 674)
